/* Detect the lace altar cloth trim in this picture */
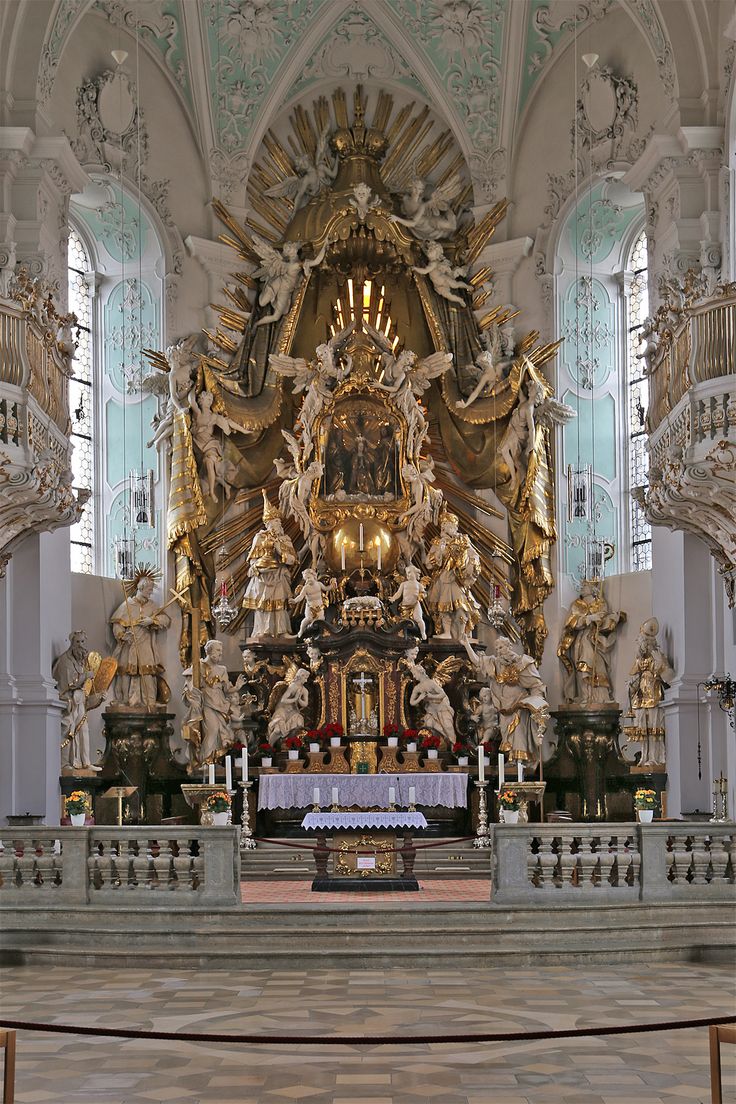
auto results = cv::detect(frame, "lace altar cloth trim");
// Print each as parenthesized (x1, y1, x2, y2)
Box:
(258, 772, 468, 811)
(301, 811, 428, 831)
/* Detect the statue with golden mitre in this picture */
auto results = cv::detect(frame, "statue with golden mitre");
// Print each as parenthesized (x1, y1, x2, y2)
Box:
(242, 491, 298, 639)
(425, 505, 481, 641)
(624, 618, 674, 767)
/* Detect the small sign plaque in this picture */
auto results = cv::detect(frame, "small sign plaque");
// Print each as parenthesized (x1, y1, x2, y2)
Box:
(356, 855, 376, 870)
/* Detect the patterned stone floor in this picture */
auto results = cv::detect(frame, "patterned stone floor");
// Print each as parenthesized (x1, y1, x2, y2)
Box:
(1, 961, 734, 1103)
(241, 878, 491, 903)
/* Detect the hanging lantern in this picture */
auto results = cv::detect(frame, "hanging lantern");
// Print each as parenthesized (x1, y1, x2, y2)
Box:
(114, 533, 137, 580)
(212, 578, 237, 629)
(583, 536, 613, 582)
(487, 582, 506, 629)
(567, 464, 593, 521)
(129, 468, 154, 526)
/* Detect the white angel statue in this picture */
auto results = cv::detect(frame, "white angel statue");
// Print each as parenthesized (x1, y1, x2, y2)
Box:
(264, 128, 337, 212)
(407, 657, 463, 745)
(269, 322, 354, 441)
(457, 324, 514, 409)
(400, 459, 443, 543)
(253, 235, 328, 328)
(391, 175, 463, 241)
(499, 369, 576, 494)
(276, 430, 323, 541)
(266, 665, 310, 746)
(413, 241, 473, 305)
(190, 389, 245, 501)
(141, 335, 200, 449)
(291, 568, 329, 638)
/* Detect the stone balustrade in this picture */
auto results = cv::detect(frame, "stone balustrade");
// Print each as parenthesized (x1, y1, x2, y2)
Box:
(0, 827, 241, 908)
(492, 823, 735, 905)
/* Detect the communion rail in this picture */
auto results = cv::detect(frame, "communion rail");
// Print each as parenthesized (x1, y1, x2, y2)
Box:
(0, 827, 241, 908)
(492, 823, 735, 905)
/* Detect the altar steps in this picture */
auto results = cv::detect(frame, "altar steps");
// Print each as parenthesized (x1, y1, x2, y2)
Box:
(3, 900, 734, 969)
(240, 837, 491, 879)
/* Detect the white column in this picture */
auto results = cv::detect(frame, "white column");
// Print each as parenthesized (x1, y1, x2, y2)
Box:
(2, 528, 71, 825)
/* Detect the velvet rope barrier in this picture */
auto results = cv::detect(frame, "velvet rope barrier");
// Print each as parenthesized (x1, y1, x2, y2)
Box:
(0, 1015, 733, 1047)
(250, 834, 478, 855)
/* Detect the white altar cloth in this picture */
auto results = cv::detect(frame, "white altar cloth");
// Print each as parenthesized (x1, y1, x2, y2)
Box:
(258, 772, 468, 811)
(301, 811, 428, 831)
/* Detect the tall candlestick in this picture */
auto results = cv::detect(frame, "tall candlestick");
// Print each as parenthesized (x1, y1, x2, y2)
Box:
(208, 764, 215, 784)
(331, 786, 339, 806)
(478, 746, 485, 783)
(241, 748, 248, 782)
(359, 523, 364, 551)
(313, 786, 320, 807)
(408, 785, 416, 806)
(517, 760, 524, 783)
(225, 756, 233, 792)
(497, 753, 505, 787)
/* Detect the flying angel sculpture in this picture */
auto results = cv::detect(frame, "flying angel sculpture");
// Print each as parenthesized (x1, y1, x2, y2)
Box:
(264, 128, 338, 212)
(391, 174, 464, 241)
(268, 322, 354, 442)
(499, 367, 576, 494)
(140, 335, 199, 449)
(252, 234, 328, 328)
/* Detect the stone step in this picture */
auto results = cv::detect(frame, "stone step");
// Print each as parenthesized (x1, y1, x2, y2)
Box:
(240, 838, 491, 879)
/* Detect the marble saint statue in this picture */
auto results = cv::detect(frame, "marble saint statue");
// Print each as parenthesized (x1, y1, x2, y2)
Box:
(625, 618, 674, 767)
(182, 639, 246, 767)
(266, 667, 310, 745)
(466, 636, 549, 766)
(109, 573, 170, 711)
(557, 580, 626, 705)
(425, 508, 481, 641)
(52, 631, 103, 772)
(407, 660, 456, 745)
(242, 492, 297, 639)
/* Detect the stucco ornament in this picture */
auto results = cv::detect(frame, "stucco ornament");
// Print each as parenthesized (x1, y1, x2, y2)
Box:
(72, 69, 148, 173)
(574, 65, 638, 155)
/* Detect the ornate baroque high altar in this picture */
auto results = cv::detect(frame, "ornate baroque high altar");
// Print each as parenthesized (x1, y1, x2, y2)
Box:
(143, 88, 569, 783)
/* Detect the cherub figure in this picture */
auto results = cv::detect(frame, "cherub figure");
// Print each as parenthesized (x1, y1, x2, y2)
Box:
(253, 235, 328, 327)
(389, 563, 427, 640)
(469, 687, 498, 748)
(391, 174, 463, 241)
(349, 182, 380, 222)
(413, 241, 473, 305)
(264, 128, 337, 211)
(400, 459, 442, 543)
(190, 389, 244, 501)
(457, 322, 514, 408)
(292, 568, 329, 638)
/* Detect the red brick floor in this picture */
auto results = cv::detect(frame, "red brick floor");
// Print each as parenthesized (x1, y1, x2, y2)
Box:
(241, 877, 490, 903)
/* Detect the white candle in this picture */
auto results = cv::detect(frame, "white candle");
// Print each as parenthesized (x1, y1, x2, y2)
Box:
(408, 786, 416, 805)
(478, 746, 485, 783)
(517, 761, 524, 783)
(331, 786, 339, 805)
(225, 756, 233, 792)
(313, 786, 320, 807)
(388, 786, 396, 805)
(208, 764, 215, 784)
(341, 539, 346, 571)
(242, 747, 248, 783)
(376, 538, 382, 572)
(498, 753, 505, 787)
(359, 523, 364, 551)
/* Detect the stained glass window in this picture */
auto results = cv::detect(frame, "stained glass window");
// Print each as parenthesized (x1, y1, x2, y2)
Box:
(67, 227, 94, 574)
(626, 229, 652, 571)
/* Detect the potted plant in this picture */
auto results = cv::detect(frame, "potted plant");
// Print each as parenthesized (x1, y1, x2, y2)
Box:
(205, 790, 232, 826)
(422, 733, 442, 760)
(306, 728, 322, 753)
(634, 788, 657, 823)
(65, 790, 89, 827)
(403, 728, 418, 753)
(284, 734, 303, 760)
(452, 740, 469, 767)
(383, 722, 400, 748)
(498, 788, 521, 824)
(325, 721, 343, 748)
(258, 741, 273, 769)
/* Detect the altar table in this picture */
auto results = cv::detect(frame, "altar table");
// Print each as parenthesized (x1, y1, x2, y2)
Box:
(300, 810, 428, 892)
(258, 772, 468, 811)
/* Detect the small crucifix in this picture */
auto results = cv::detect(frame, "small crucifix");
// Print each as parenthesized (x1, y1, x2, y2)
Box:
(354, 671, 371, 722)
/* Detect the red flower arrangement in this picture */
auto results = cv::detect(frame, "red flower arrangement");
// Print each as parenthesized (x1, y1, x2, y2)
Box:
(306, 728, 322, 745)
(258, 742, 272, 757)
(383, 722, 400, 738)
(421, 734, 442, 751)
(323, 722, 343, 739)
(452, 740, 468, 756)
(283, 735, 303, 751)
(231, 740, 244, 751)
(402, 728, 419, 744)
